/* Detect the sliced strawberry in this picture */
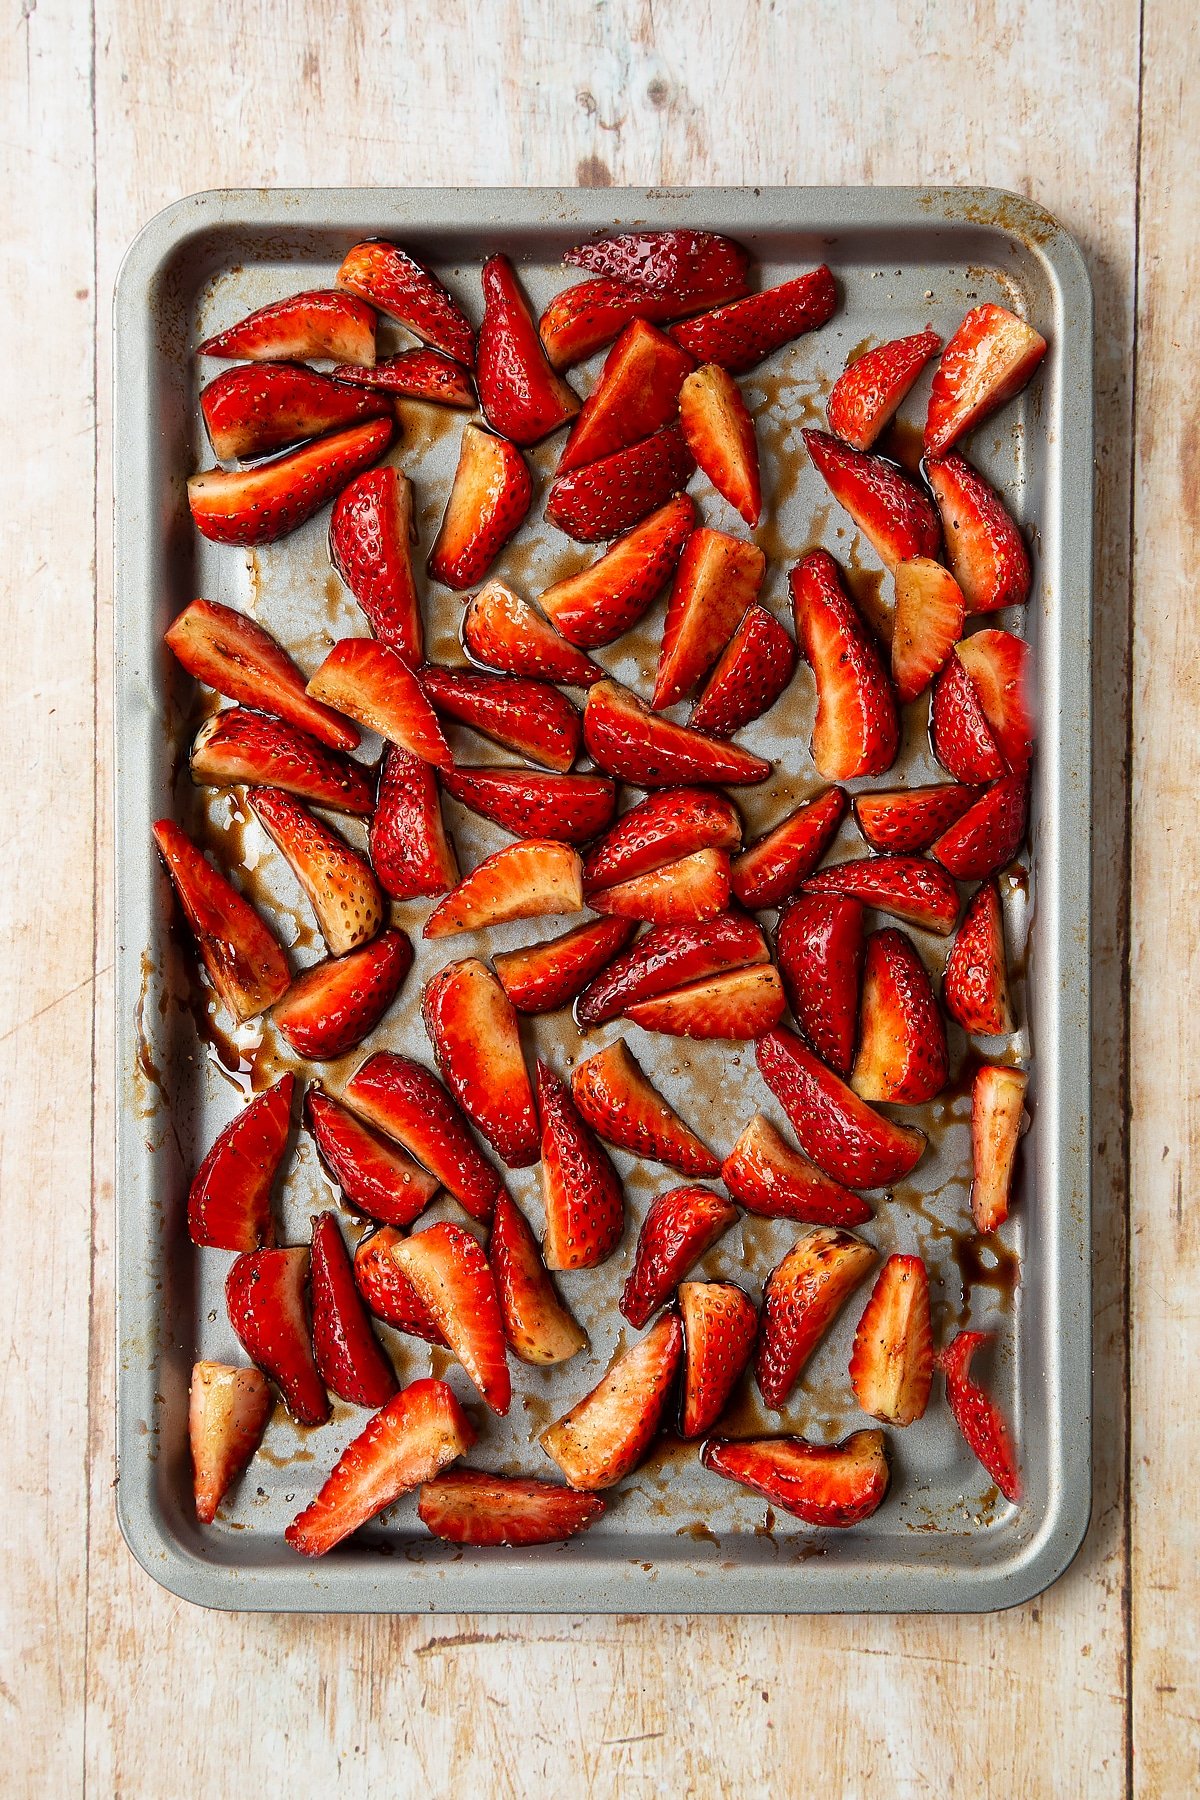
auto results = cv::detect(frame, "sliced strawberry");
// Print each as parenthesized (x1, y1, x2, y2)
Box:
(942, 878, 1014, 1036)
(476, 253, 581, 444)
(538, 277, 694, 370)
(198, 289, 376, 365)
(329, 465, 423, 664)
(570, 1040, 720, 1177)
(493, 917, 634, 1015)
(853, 783, 980, 854)
(336, 240, 474, 365)
(461, 580, 602, 687)
(309, 1211, 397, 1408)
(924, 303, 1047, 458)
(189, 1362, 272, 1523)
(591, 848, 730, 926)
(189, 419, 393, 545)
(756, 1025, 926, 1187)
(937, 1330, 1021, 1501)
(625, 962, 785, 1040)
(721, 1113, 872, 1227)
(826, 330, 942, 451)
(345, 1051, 501, 1221)
(653, 527, 766, 710)
(929, 653, 1006, 782)
(352, 1227, 446, 1341)
(369, 744, 459, 899)
(200, 362, 391, 461)
(621, 1184, 738, 1328)
(955, 630, 1034, 775)
(442, 766, 614, 845)
(423, 958, 539, 1168)
(583, 680, 771, 787)
(538, 493, 694, 647)
(584, 787, 741, 894)
(556, 319, 695, 474)
(427, 423, 532, 589)
(249, 787, 383, 956)
(891, 557, 965, 703)
(540, 1313, 683, 1488)
(272, 928, 413, 1061)
(926, 453, 1031, 614)
(165, 598, 358, 751)
(490, 1190, 587, 1365)
(754, 1226, 877, 1408)
(678, 364, 761, 524)
(537, 1061, 625, 1270)
(420, 666, 581, 772)
(791, 550, 899, 780)
(423, 839, 584, 939)
(678, 1280, 758, 1438)
(971, 1064, 1028, 1232)
(189, 708, 372, 815)
(307, 639, 451, 768)
(418, 1470, 604, 1545)
(802, 430, 940, 571)
(851, 928, 948, 1104)
(689, 603, 796, 737)
(285, 1378, 476, 1557)
(188, 1073, 293, 1251)
(304, 1087, 439, 1229)
(702, 1429, 889, 1525)
(545, 422, 695, 543)
(153, 819, 290, 1023)
(564, 229, 750, 307)
(730, 787, 847, 911)
(331, 348, 476, 407)
(670, 267, 838, 374)
(849, 1253, 933, 1426)
(802, 854, 960, 935)
(393, 1221, 512, 1415)
(931, 776, 1028, 879)
(775, 893, 866, 1078)
(225, 1246, 328, 1426)
(575, 913, 768, 1030)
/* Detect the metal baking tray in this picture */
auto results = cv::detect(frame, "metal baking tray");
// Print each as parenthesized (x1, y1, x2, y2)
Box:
(113, 186, 1092, 1613)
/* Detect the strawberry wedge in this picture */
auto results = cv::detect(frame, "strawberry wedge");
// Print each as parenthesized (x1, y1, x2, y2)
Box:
(423, 840, 583, 939)
(329, 466, 424, 665)
(851, 928, 949, 1105)
(924, 303, 1047, 458)
(225, 1246, 328, 1426)
(166, 598, 358, 751)
(678, 1280, 759, 1439)
(624, 962, 785, 1040)
(200, 362, 391, 461)
(853, 784, 980, 855)
(802, 430, 940, 571)
(188, 1074, 293, 1251)
(849, 1254, 934, 1426)
(589, 848, 731, 926)
(583, 680, 771, 788)
(620, 1185, 738, 1328)
(491, 1190, 587, 1365)
(575, 913, 768, 1031)
(331, 348, 476, 407)
(755, 1226, 877, 1408)
(689, 603, 796, 738)
(791, 551, 898, 780)
(678, 363, 761, 524)
(891, 557, 965, 704)
(418, 1471, 604, 1546)
(653, 527, 766, 710)
(538, 278, 696, 370)
(307, 639, 452, 768)
(774, 893, 866, 1079)
(702, 1430, 889, 1526)
(721, 1113, 872, 1227)
(545, 423, 695, 543)
(153, 820, 290, 1023)
(938, 1331, 1021, 1501)
(571, 1040, 720, 1177)
(564, 229, 750, 306)
(248, 787, 383, 956)
(942, 879, 1014, 1036)
(189, 1362, 271, 1523)
(421, 667, 581, 773)
(272, 928, 413, 1061)
(393, 1222, 512, 1415)
(802, 854, 960, 936)
(336, 240, 474, 365)
(370, 745, 459, 900)
(189, 709, 373, 815)
(756, 1025, 926, 1188)
(538, 1062, 625, 1270)
(541, 1314, 683, 1488)
(826, 330, 941, 451)
(309, 1212, 397, 1408)
(188, 418, 393, 545)
(557, 319, 695, 474)
(493, 918, 634, 1016)
(670, 266, 837, 374)
(730, 788, 847, 911)
(926, 454, 1031, 614)
(427, 423, 532, 590)
(538, 495, 694, 648)
(423, 958, 540, 1168)
(584, 787, 742, 894)
(477, 253, 580, 445)
(345, 1051, 501, 1222)
(198, 289, 376, 364)
(970, 1063, 1028, 1232)
(442, 766, 615, 846)
(353, 1228, 446, 1342)
(304, 1088, 439, 1229)
(461, 581, 603, 688)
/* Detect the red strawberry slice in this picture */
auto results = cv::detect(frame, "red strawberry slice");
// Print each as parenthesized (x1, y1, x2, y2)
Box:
(851, 928, 949, 1104)
(937, 1330, 1021, 1501)
(423, 839, 584, 939)
(971, 1064, 1028, 1232)
(545, 423, 695, 543)
(461, 580, 602, 687)
(225, 1246, 328, 1426)
(678, 364, 761, 524)
(307, 639, 451, 768)
(575, 912, 768, 1030)
(285, 1378, 476, 1557)
(702, 1429, 889, 1525)
(442, 766, 615, 844)
(490, 1190, 587, 1365)
(427, 424, 532, 589)
(583, 680, 771, 787)
(926, 454, 1031, 614)
(493, 917, 634, 1015)
(776, 894, 864, 1078)
(929, 652, 1006, 782)
(538, 277, 694, 370)
(730, 787, 848, 911)
(689, 603, 796, 737)
(625, 962, 785, 1040)
(189, 1362, 272, 1523)
(152, 820, 290, 1023)
(309, 1211, 397, 1408)
(423, 958, 539, 1168)
(924, 303, 1047, 458)
(678, 1280, 758, 1438)
(345, 1051, 501, 1221)
(955, 630, 1034, 775)
(670, 266, 838, 374)
(802, 854, 960, 935)
(571, 1040, 720, 1177)
(756, 1025, 926, 1187)
(540, 1313, 683, 1488)
(336, 240, 474, 366)
(304, 1087, 439, 1229)
(393, 1221, 512, 1415)
(352, 1228, 446, 1342)
(477, 253, 581, 444)
(200, 362, 391, 462)
(826, 330, 942, 451)
(891, 557, 965, 703)
(272, 927, 412, 1061)
(538, 493, 694, 647)
(329, 466, 423, 665)
(369, 745, 459, 899)
(188, 1074, 293, 1251)
(584, 787, 741, 894)
(721, 1113, 872, 1227)
(249, 787, 383, 956)
(942, 878, 1014, 1036)
(653, 527, 766, 709)
(331, 348, 476, 407)
(931, 775, 1028, 879)
(853, 783, 980, 854)
(754, 1226, 877, 1408)
(198, 289, 376, 365)
(537, 1061, 625, 1270)
(621, 1184, 738, 1328)
(557, 319, 695, 474)
(849, 1253, 933, 1426)
(189, 708, 372, 815)
(564, 229, 751, 307)
(591, 848, 731, 926)
(421, 666, 581, 772)
(418, 1470, 603, 1545)
(166, 598, 358, 751)
(791, 550, 899, 780)
(189, 418, 393, 545)
(802, 430, 940, 571)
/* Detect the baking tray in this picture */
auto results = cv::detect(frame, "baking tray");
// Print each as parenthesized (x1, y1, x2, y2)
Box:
(113, 186, 1093, 1613)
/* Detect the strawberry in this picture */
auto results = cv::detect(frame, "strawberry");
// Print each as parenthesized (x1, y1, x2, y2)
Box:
(929, 653, 1006, 782)
(583, 680, 771, 787)
(165, 597, 358, 751)
(423, 839, 584, 939)
(802, 854, 960, 936)
(189, 708, 372, 815)
(331, 348, 476, 407)
(345, 1051, 501, 1221)
(152, 819, 290, 1023)
(248, 787, 383, 956)
(476, 253, 581, 444)
(678, 363, 761, 524)
(442, 766, 615, 844)
(329, 465, 423, 664)
(849, 1253, 933, 1425)
(625, 962, 785, 1039)
(891, 557, 965, 703)
(570, 1040, 720, 1177)
(369, 745, 459, 899)
(954, 630, 1034, 775)
(200, 362, 391, 461)
(420, 666, 581, 772)
(942, 878, 1014, 1036)
(853, 783, 980, 854)
(756, 1025, 926, 1187)
(540, 1313, 683, 1488)
(729, 788, 847, 911)
(272, 928, 413, 1061)
(285, 1378, 476, 1557)
(307, 639, 451, 768)
(538, 277, 693, 369)
(189, 1362, 272, 1523)
(427, 423, 532, 589)
(689, 604, 796, 737)
(826, 330, 942, 451)
(721, 1113, 872, 1227)
(304, 1087, 439, 1229)
(924, 303, 1047, 459)
(564, 229, 751, 307)
(225, 1246, 328, 1426)
(670, 266, 838, 373)
(490, 1190, 587, 1365)
(802, 430, 940, 571)
(352, 1227, 446, 1341)
(556, 319, 695, 474)
(653, 527, 766, 709)
(590, 848, 731, 926)
(851, 928, 949, 1104)
(937, 1330, 1021, 1501)
(546, 422, 695, 543)
(309, 1212, 397, 1407)
(538, 494, 694, 647)
(621, 1184, 738, 1328)
(931, 776, 1028, 879)
(336, 240, 474, 366)
(584, 787, 742, 894)
(461, 580, 603, 687)
(188, 1074, 293, 1251)
(791, 551, 899, 780)
(493, 918, 634, 1015)
(189, 418, 393, 545)
(925, 454, 1031, 614)
(775, 893, 865, 1078)
(198, 289, 376, 365)
(678, 1280, 759, 1438)
(418, 1471, 604, 1545)
(970, 1064, 1028, 1232)
(423, 958, 540, 1168)
(754, 1226, 877, 1408)
(576, 912, 768, 1030)
(702, 1429, 889, 1526)
(393, 1221, 512, 1414)
(537, 1061, 625, 1269)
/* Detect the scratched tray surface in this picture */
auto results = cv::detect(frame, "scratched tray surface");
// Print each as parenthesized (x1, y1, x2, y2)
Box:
(114, 188, 1092, 1612)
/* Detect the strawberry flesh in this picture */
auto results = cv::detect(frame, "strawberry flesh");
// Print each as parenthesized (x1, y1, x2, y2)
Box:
(754, 1226, 877, 1408)
(189, 1362, 272, 1523)
(924, 303, 1047, 459)
(540, 1313, 683, 1488)
(248, 786, 383, 956)
(393, 1221, 512, 1415)
(337, 241, 474, 365)
(427, 423, 532, 590)
(537, 1061, 625, 1270)
(304, 1087, 439, 1229)
(557, 319, 695, 474)
(849, 1253, 933, 1426)
(272, 927, 412, 1061)
(461, 580, 603, 687)
(955, 630, 1034, 776)
(590, 848, 731, 926)
(678, 363, 761, 524)
(188, 418, 393, 544)
(620, 1184, 738, 1328)
(352, 1227, 447, 1341)
(538, 494, 694, 647)
(166, 598, 358, 751)
(826, 330, 941, 451)
(423, 839, 583, 939)
(584, 787, 742, 894)
(730, 787, 848, 911)
(721, 1113, 872, 1227)
(477, 253, 581, 444)
(493, 917, 634, 1015)
(654, 526, 766, 709)
(851, 928, 949, 1104)
(198, 289, 376, 364)
(423, 958, 540, 1168)
(891, 556, 965, 704)
(571, 1040, 720, 1177)
(539, 277, 697, 369)
(189, 708, 372, 815)
(153, 819, 290, 1023)
(307, 638, 451, 768)
(200, 362, 391, 461)
(792, 550, 898, 780)
(329, 465, 424, 664)
(702, 1429, 889, 1526)
(225, 1245, 328, 1426)
(756, 1025, 926, 1187)
(309, 1212, 397, 1408)
(418, 1471, 604, 1546)
(678, 1280, 759, 1438)
(345, 1051, 501, 1221)
(490, 1190, 587, 1366)
(971, 1064, 1028, 1231)
(188, 1073, 293, 1251)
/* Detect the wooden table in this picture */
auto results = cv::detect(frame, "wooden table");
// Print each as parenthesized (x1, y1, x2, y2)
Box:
(3, 1, 1193, 1792)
